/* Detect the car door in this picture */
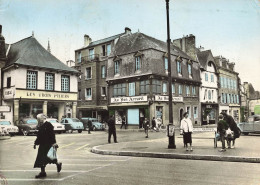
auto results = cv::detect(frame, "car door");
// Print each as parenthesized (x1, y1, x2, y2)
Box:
(253, 116, 260, 132)
(243, 117, 254, 131)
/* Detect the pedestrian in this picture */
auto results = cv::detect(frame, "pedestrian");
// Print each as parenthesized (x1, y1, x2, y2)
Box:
(107, 115, 118, 143)
(33, 113, 62, 178)
(206, 114, 210, 125)
(120, 115, 127, 129)
(143, 118, 150, 138)
(152, 117, 156, 131)
(221, 112, 240, 148)
(180, 112, 194, 151)
(87, 119, 92, 134)
(217, 114, 229, 152)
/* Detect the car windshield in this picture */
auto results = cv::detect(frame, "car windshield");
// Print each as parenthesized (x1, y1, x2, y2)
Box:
(48, 120, 58, 123)
(72, 118, 80, 122)
(26, 119, 38, 124)
(0, 121, 11, 125)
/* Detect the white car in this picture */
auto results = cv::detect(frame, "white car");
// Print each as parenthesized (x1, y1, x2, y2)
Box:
(0, 120, 19, 136)
(46, 118, 65, 134)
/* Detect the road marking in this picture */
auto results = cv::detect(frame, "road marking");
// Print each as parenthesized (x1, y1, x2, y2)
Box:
(75, 144, 89, 151)
(59, 142, 75, 149)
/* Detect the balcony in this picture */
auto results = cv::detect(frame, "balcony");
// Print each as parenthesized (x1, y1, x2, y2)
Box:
(81, 54, 100, 63)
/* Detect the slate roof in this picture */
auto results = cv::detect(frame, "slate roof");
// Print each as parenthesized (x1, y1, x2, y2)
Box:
(197, 50, 214, 70)
(5, 36, 79, 73)
(112, 32, 194, 60)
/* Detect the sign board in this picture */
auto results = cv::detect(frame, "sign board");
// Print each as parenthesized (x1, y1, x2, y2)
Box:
(111, 96, 147, 103)
(167, 124, 175, 136)
(155, 95, 183, 102)
(3, 88, 15, 99)
(0, 106, 11, 112)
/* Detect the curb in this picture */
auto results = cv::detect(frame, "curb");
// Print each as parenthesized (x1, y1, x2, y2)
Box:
(91, 145, 260, 163)
(0, 135, 11, 140)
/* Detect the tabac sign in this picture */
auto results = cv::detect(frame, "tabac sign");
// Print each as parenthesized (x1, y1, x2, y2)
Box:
(111, 96, 148, 103)
(154, 95, 183, 102)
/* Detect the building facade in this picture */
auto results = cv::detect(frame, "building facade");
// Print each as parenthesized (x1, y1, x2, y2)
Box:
(214, 56, 241, 122)
(106, 32, 201, 128)
(1, 35, 79, 124)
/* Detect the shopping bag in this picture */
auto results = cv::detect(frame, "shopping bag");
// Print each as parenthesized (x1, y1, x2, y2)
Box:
(47, 146, 57, 160)
(215, 133, 220, 141)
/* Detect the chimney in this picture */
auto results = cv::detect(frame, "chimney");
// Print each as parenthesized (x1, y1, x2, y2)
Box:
(125, 27, 131, 35)
(198, 45, 204, 52)
(84, 34, 92, 47)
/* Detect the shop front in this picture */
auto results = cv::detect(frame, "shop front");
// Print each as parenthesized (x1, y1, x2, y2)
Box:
(77, 106, 109, 123)
(201, 103, 219, 125)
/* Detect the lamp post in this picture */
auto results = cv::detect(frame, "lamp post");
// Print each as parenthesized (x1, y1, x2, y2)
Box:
(166, 0, 176, 149)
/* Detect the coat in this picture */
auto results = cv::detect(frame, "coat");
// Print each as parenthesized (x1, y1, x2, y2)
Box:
(108, 117, 116, 131)
(223, 115, 240, 138)
(180, 118, 193, 133)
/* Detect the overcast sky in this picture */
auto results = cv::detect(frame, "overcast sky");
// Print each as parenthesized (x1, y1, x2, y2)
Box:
(0, 0, 259, 90)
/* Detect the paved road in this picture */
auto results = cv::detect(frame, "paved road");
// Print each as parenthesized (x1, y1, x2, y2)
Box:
(0, 131, 259, 185)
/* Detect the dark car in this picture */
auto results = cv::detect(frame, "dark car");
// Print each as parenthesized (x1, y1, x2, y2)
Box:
(80, 117, 105, 131)
(237, 115, 260, 135)
(16, 118, 38, 136)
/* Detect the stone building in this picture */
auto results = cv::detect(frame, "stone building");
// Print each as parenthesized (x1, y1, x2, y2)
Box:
(1, 33, 79, 124)
(214, 56, 241, 122)
(75, 27, 132, 122)
(106, 32, 201, 128)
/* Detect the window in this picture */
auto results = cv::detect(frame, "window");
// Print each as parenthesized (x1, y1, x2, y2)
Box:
(163, 82, 167, 95)
(220, 77, 224, 88)
(113, 83, 126, 97)
(101, 87, 106, 96)
(140, 80, 150, 95)
(236, 95, 239, 104)
(194, 106, 198, 118)
(135, 56, 141, 71)
(86, 67, 92, 79)
(234, 80, 237, 90)
(230, 94, 233, 103)
(164, 57, 168, 72)
(152, 79, 161, 94)
(107, 44, 111, 56)
(27, 71, 37, 89)
(172, 84, 175, 94)
(86, 88, 92, 100)
(101, 65, 106, 78)
(192, 86, 196, 96)
(227, 94, 230, 103)
(178, 84, 183, 95)
(188, 64, 192, 77)
(89, 49, 94, 60)
(205, 73, 208, 81)
(45, 73, 54, 91)
(77, 52, 81, 63)
(7, 77, 11, 88)
(177, 61, 182, 74)
(61, 75, 70, 92)
(227, 78, 230, 89)
(186, 86, 190, 96)
(221, 93, 224, 103)
(114, 61, 120, 75)
(208, 90, 211, 100)
(204, 89, 207, 100)
(129, 82, 135, 96)
(102, 45, 106, 56)
(186, 106, 191, 118)
(211, 74, 214, 82)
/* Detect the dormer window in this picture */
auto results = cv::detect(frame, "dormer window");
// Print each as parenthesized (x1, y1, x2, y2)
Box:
(89, 48, 94, 60)
(177, 60, 182, 76)
(135, 56, 141, 71)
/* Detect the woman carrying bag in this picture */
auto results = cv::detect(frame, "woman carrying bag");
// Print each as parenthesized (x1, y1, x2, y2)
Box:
(33, 113, 62, 178)
(180, 112, 194, 151)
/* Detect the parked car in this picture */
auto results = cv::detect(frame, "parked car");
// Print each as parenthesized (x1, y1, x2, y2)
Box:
(0, 120, 19, 136)
(237, 115, 260, 135)
(80, 117, 105, 131)
(16, 118, 38, 136)
(60, 118, 84, 133)
(46, 118, 65, 134)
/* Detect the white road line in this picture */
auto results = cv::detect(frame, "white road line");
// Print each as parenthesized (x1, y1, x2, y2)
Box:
(59, 159, 129, 162)
(0, 170, 87, 172)
(75, 144, 89, 151)
(5, 178, 62, 181)
(59, 142, 75, 149)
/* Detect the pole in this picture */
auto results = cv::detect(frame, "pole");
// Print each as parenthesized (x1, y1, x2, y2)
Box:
(166, 0, 176, 149)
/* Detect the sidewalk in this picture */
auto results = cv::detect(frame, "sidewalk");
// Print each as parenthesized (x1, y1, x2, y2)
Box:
(91, 130, 260, 163)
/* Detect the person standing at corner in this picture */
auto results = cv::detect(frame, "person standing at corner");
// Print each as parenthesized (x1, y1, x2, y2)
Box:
(143, 118, 150, 138)
(33, 114, 62, 178)
(120, 115, 127, 129)
(87, 119, 92, 134)
(107, 115, 118, 143)
(180, 112, 194, 151)
(217, 114, 229, 152)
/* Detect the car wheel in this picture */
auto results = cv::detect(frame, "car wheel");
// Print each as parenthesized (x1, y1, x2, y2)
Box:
(242, 132, 249, 135)
(22, 129, 29, 136)
(78, 130, 82, 133)
(93, 126, 96, 131)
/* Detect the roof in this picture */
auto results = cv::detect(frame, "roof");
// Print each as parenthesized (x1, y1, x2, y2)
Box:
(197, 50, 216, 70)
(76, 33, 125, 51)
(112, 32, 193, 60)
(5, 36, 79, 73)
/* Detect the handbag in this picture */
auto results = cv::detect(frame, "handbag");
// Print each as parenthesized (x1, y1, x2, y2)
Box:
(180, 129, 184, 135)
(47, 146, 57, 160)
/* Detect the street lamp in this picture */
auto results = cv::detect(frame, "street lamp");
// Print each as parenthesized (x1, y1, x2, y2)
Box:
(166, 0, 176, 149)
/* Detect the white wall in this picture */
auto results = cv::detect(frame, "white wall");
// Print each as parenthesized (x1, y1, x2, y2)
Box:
(200, 87, 218, 103)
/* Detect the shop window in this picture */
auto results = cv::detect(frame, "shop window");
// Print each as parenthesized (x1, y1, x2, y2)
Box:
(113, 83, 126, 97)
(101, 65, 106, 78)
(86, 88, 92, 100)
(129, 82, 136, 96)
(101, 87, 107, 96)
(7, 77, 11, 88)
(61, 75, 70, 92)
(45, 73, 54, 91)
(127, 109, 139, 125)
(86, 67, 92, 80)
(27, 71, 37, 89)
(152, 79, 161, 94)
(140, 80, 150, 95)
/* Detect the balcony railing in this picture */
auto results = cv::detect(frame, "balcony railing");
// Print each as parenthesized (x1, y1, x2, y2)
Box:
(81, 54, 99, 63)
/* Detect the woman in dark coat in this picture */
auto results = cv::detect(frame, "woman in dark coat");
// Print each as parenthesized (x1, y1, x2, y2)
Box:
(34, 114, 62, 178)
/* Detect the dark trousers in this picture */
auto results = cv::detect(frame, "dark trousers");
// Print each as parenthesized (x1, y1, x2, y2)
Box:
(220, 133, 226, 149)
(108, 129, 117, 143)
(120, 123, 126, 129)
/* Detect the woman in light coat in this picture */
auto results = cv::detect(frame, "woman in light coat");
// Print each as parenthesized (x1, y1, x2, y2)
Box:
(180, 112, 194, 151)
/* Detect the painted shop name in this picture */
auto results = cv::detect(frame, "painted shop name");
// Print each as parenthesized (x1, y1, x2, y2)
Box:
(111, 96, 148, 103)
(27, 92, 69, 99)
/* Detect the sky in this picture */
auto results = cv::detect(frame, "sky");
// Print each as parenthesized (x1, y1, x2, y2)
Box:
(0, 0, 259, 90)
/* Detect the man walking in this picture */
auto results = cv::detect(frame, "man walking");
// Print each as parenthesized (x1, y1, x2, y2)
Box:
(87, 119, 92, 134)
(107, 115, 118, 143)
(120, 115, 127, 129)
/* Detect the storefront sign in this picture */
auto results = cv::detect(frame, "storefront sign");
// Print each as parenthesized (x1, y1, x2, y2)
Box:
(0, 106, 11, 112)
(111, 96, 147, 103)
(15, 89, 78, 101)
(154, 95, 183, 102)
(3, 88, 14, 99)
